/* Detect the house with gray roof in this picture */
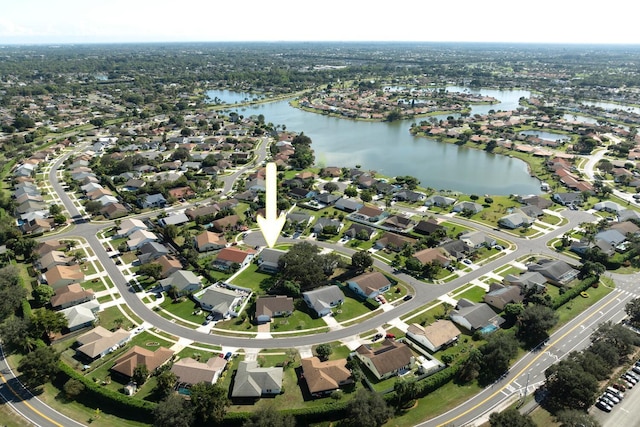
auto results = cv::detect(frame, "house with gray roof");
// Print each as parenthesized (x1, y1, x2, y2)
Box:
(255, 295, 294, 323)
(346, 271, 391, 300)
(137, 242, 170, 264)
(503, 271, 547, 292)
(459, 231, 496, 250)
(138, 193, 167, 209)
(424, 195, 456, 208)
(483, 284, 524, 310)
(594, 200, 624, 214)
(231, 361, 283, 398)
(452, 201, 483, 214)
(302, 286, 345, 317)
(618, 209, 640, 223)
(194, 286, 244, 318)
(498, 210, 534, 229)
(527, 259, 579, 286)
(313, 217, 342, 235)
(159, 270, 202, 296)
(256, 248, 287, 273)
(334, 198, 363, 213)
(449, 299, 504, 332)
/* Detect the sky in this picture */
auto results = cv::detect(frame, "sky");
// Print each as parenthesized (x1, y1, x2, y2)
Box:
(1, 0, 640, 45)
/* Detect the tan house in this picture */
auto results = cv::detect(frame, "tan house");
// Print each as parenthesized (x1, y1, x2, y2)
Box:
(171, 357, 227, 386)
(255, 295, 294, 323)
(76, 326, 131, 360)
(37, 250, 75, 271)
(110, 345, 174, 379)
(50, 283, 95, 310)
(412, 248, 451, 267)
(406, 320, 461, 352)
(355, 339, 415, 380)
(44, 264, 84, 290)
(300, 357, 353, 396)
(157, 255, 183, 278)
(194, 230, 227, 252)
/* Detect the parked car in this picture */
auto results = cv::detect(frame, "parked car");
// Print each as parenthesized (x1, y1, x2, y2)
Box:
(462, 259, 472, 265)
(600, 395, 616, 407)
(385, 333, 396, 339)
(372, 333, 383, 341)
(596, 400, 612, 412)
(403, 294, 413, 301)
(603, 392, 620, 404)
(224, 352, 233, 360)
(612, 383, 626, 392)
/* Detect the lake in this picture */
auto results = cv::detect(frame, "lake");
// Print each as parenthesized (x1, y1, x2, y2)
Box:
(206, 88, 542, 195)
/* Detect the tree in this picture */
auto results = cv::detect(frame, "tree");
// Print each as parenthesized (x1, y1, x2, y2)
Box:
(590, 321, 640, 361)
(516, 304, 558, 348)
(63, 378, 85, 400)
(132, 365, 149, 386)
(315, 343, 333, 361)
(32, 284, 55, 307)
(489, 409, 535, 427)
(17, 346, 60, 388)
(351, 251, 373, 272)
(31, 308, 67, 337)
(0, 316, 37, 353)
(138, 263, 162, 280)
(324, 182, 339, 193)
(49, 204, 62, 216)
(154, 369, 177, 399)
(344, 186, 358, 197)
(84, 200, 103, 214)
(345, 388, 393, 427)
(153, 394, 193, 427)
(554, 409, 601, 427)
(477, 332, 519, 385)
(242, 405, 295, 427)
(625, 297, 640, 326)
(545, 358, 599, 413)
(189, 382, 230, 426)
(393, 377, 418, 409)
(278, 242, 332, 291)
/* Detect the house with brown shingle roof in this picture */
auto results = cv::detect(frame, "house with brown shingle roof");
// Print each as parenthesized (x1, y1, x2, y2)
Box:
(194, 231, 227, 252)
(212, 247, 256, 271)
(346, 271, 392, 299)
(171, 357, 227, 386)
(110, 345, 174, 379)
(50, 283, 95, 310)
(44, 264, 84, 290)
(406, 320, 461, 352)
(300, 357, 353, 396)
(35, 239, 66, 257)
(355, 339, 415, 380)
(156, 255, 183, 278)
(211, 214, 241, 232)
(36, 250, 75, 272)
(412, 248, 451, 267)
(374, 232, 416, 252)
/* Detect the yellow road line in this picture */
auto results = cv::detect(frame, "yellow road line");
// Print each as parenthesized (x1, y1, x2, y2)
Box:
(0, 371, 64, 427)
(437, 292, 619, 426)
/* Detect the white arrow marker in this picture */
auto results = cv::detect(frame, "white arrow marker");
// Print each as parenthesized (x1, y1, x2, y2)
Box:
(256, 162, 286, 248)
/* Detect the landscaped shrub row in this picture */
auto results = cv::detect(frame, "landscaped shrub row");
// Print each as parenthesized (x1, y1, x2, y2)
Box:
(552, 277, 597, 310)
(383, 364, 460, 404)
(56, 362, 155, 422)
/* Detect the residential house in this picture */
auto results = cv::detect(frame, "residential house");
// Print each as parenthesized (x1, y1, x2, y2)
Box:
(138, 193, 167, 209)
(424, 195, 456, 208)
(414, 218, 446, 236)
(211, 214, 241, 232)
(255, 295, 294, 323)
(95, 194, 119, 207)
(168, 186, 195, 200)
(412, 247, 451, 267)
(231, 361, 283, 398)
(286, 211, 313, 229)
(194, 231, 227, 252)
(527, 259, 579, 286)
(75, 326, 131, 360)
(594, 201, 624, 214)
(313, 217, 342, 235)
(36, 250, 75, 271)
(127, 229, 158, 251)
(101, 203, 129, 219)
(354, 339, 415, 380)
(459, 231, 496, 250)
(449, 299, 505, 332)
(406, 320, 461, 352)
(334, 198, 363, 213)
(110, 345, 174, 379)
(312, 193, 340, 206)
(595, 229, 628, 255)
(374, 232, 416, 252)
(256, 248, 287, 273)
(503, 271, 547, 292)
(383, 214, 414, 231)
(116, 218, 148, 237)
(158, 213, 190, 227)
(50, 283, 95, 310)
(194, 286, 244, 318)
(171, 356, 227, 387)
(21, 217, 54, 234)
(440, 240, 470, 260)
(44, 264, 84, 290)
(483, 283, 524, 310)
(122, 178, 146, 191)
(552, 192, 583, 207)
(618, 209, 640, 223)
(137, 242, 170, 264)
(346, 271, 392, 300)
(611, 220, 640, 236)
(498, 210, 534, 229)
(394, 190, 425, 203)
(452, 201, 483, 215)
(61, 299, 100, 331)
(343, 223, 376, 240)
(302, 286, 345, 317)
(289, 187, 316, 199)
(159, 270, 202, 296)
(185, 205, 220, 221)
(352, 205, 388, 222)
(156, 255, 183, 278)
(300, 357, 353, 396)
(34, 239, 66, 257)
(212, 247, 256, 271)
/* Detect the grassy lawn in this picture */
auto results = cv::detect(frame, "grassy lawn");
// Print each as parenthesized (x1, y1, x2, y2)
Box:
(269, 308, 327, 332)
(332, 296, 374, 323)
(81, 279, 107, 293)
(159, 296, 204, 325)
(404, 302, 453, 326)
(229, 263, 273, 292)
(455, 285, 487, 303)
(494, 265, 524, 278)
(554, 283, 613, 326)
(97, 306, 135, 331)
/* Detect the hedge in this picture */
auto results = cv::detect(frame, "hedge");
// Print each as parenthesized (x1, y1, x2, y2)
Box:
(552, 277, 597, 310)
(56, 362, 155, 422)
(383, 364, 460, 404)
